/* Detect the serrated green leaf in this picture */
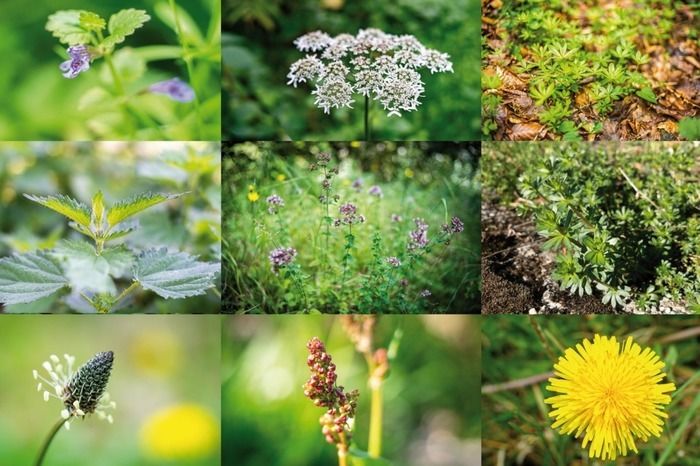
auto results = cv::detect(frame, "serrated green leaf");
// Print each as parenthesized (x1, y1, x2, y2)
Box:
(92, 190, 106, 230)
(46, 10, 94, 45)
(107, 192, 185, 228)
(133, 248, 219, 299)
(79, 11, 106, 32)
(103, 219, 140, 241)
(636, 87, 657, 104)
(53, 240, 134, 293)
(0, 252, 68, 304)
(24, 193, 91, 228)
(103, 9, 150, 48)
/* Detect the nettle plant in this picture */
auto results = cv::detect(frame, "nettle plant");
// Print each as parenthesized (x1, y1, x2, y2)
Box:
(0, 191, 219, 313)
(517, 146, 700, 311)
(257, 152, 464, 313)
(496, 0, 672, 138)
(287, 29, 453, 140)
(46, 4, 216, 138)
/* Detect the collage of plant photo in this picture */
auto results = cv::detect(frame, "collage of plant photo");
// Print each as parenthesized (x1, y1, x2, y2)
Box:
(1, 0, 700, 464)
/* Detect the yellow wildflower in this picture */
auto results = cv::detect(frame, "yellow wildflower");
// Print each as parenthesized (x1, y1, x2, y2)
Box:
(276, 174, 286, 182)
(247, 191, 260, 202)
(141, 404, 219, 460)
(404, 167, 414, 178)
(545, 334, 675, 460)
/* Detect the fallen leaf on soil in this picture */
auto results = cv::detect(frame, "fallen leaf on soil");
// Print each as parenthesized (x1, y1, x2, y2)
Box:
(509, 122, 545, 140)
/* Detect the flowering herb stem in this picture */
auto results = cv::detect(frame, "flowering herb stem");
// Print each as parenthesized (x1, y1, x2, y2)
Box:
(34, 418, 67, 466)
(364, 95, 371, 142)
(368, 377, 383, 458)
(169, 0, 202, 139)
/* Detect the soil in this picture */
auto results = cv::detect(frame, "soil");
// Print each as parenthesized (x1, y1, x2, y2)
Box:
(482, 198, 612, 314)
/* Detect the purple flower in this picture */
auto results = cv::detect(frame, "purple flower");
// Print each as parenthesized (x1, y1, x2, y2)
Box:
(336, 203, 365, 226)
(316, 152, 332, 165)
(391, 214, 402, 222)
(419, 289, 431, 298)
(408, 218, 429, 250)
(442, 216, 465, 234)
(266, 194, 284, 214)
(386, 257, 401, 267)
(339, 203, 357, 216)
(149, 78, 195, 102)
(368, 185, 383, 198)
(352, 178, 364, 191)
(269, 247, 297, 274)
(60, 45, 91, 79)
(399, 279, 409, 287)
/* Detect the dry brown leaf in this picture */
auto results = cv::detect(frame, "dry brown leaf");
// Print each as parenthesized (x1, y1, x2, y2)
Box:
(509, 122, 544, 140)
(658, 120, 679, 134)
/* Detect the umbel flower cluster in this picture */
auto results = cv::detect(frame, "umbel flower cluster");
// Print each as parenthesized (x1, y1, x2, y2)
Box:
(34, 351, 116, 430)
(304, 337, 359, 456)
(545, 335, 675, 460)
(287, 29, 453, 116)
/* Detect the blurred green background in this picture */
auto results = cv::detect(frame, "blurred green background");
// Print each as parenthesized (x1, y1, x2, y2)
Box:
(0, 142, 221, 314)
(482, 316, 700, 465)
(224, 0, 480, 141)
(0, 315, 220, 465)
(222, 142, 481, 313)
(222, 315, 481, 466)
(0, 0, 220, 140)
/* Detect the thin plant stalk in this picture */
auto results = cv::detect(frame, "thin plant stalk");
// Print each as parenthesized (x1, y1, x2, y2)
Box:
(337, 431, 349, 466)
(655, 390, 700, 466)
(364, 95, 371, 142)
(368, 376, 384, 458)
(529, 316, 556, 362)
(34, 418, 67, 466)
(169, 0, 203, 139)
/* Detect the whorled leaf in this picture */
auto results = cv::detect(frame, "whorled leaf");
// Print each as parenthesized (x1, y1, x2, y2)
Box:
(103, 9, 151, 48)
(46, 10, 94, 45)
(0, 251, 68, 304)
(133, 248, 219, 299)
(107, 192, 185, 227)
(24, 193, 91, 228)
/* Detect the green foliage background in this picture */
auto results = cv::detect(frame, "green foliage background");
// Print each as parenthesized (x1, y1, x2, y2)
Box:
(224, 0, 480, 141)
(0, 0, 220, 140)
(482, 315, 700, 465)
(0, 315, 220, 466)
(221, 315, 481, 466)
(0, 142, 221, 314)
(222, 142, 481, 313)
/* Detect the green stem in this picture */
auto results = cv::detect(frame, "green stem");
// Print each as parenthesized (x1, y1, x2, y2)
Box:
(656, 389, 700, 466)
(364, 95, 371, 142)
(529, 316, 556, 362)
(35, 418, 67, 466)
(114, 281, 141, 306)
(368, 376, 384, 458)
(169, 0, 203, 139)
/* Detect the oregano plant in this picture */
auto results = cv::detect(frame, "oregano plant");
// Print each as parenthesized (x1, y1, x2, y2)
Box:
(0, 191, 219, 313)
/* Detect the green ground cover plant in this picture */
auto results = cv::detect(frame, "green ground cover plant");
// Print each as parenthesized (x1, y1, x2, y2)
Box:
(482, 0, 699, 141)
(0, 142, 221, 314)
(223, 142, 480, 313)
(0, 0, 220, 140)
(482, 142, 700, 313)
(482, 315, 700, 465)
(224, 0, 480, 141)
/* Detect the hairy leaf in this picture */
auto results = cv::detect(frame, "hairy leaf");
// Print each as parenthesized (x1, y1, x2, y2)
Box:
(79, 11, 106, 32)
(103, 219, 140, 241)
(103, 9, 150, 48)
(107, 192, 184, 227)
(0, 252, 68, 304)
(46, 10, 94, 45)
(91, 190, 106, 231)
(133, 248, 219, 299)
(25, 193, 91, 228)
(54, 240, 134, 294)
(636, 87, 658, 104)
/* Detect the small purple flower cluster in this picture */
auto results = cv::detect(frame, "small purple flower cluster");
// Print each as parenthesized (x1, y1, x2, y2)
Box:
(149, 78, 195, 103)
(316, 152, 332, 165)
(408, 218, 429, 250)
(391, 214, 403, 222)
(268, 246, 297, 274)
(368, 185, 383, 198)
(386, 256, 401, 267)
(419, 289, 432, 298)
(335, 203, 365, 226)
(60, 45, 91, 79)
(441, 216, 465, 234)
(266, 194, 284, 214)
(304, 337, 359, 450)
(351, 178, 363, 191)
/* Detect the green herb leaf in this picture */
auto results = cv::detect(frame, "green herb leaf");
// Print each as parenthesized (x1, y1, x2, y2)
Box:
(53, 240, 134, 293)
(24, 193, 91, 228)
(636, 87, 657, 104)
(133, 248, 219, 299)
(103, 8, 150, 48)
(46, 10, 94, 45)
(79, 11, 106, 32)
(107, 192, 184, 227)
(348, 447, 393, 466)
(0, 252, 68, 304)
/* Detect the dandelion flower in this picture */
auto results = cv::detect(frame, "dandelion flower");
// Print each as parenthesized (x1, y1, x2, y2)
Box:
(545, 335, 675, 460)
(141, 404, 218, 460)
(34, 352, 116, 430)
(247, 191, 260, 202)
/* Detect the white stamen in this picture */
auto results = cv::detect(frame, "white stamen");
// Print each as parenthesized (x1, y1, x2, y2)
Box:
(42, 362, 52, 372)
(61, 409, 71, 419)
(50, 354, 60, 363)
(43, 391, 50, 402)
(32, 370, 38, 379)
(37, 383, 42, 392)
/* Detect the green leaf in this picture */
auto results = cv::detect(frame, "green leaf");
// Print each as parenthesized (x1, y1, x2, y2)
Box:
(103, 219, 140, 242)
(679, 117, 700, 140)
(107, 192, 185, 228)
(0, 252, 68, 304)
(46, 10, 94, 45)
(24, 193, 91, 228)
(133, 248, 219, 299)
(348, 448, 393, 466)
(79, 11, 106, 32)
(92, 190, 106, 229)
(103, 9, 150, 48)
(636, 87, 657, 104)
(53, 240, 134, 293)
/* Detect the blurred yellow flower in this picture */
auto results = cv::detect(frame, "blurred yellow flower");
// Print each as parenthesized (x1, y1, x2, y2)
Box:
(342, 179, 351, 186)
(129, 330, 181, 377)
(247, 191, 260, 202)
(350, 141, 361, 148)
(276, 174, 286, 182)
(247, 184, 255, 190)
(141, 404, 219, 460)
(404, 168, 415, 178)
